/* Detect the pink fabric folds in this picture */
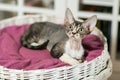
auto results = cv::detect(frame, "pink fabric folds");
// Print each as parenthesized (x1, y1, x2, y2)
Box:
(82, 34, 104, 61)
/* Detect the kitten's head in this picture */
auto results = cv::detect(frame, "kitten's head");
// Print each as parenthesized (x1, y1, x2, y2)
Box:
(64, 8, 97, 39)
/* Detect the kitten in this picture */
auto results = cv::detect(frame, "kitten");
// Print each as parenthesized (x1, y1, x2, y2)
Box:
(51, 8, 105, 65)
(21, 8, 105, 65)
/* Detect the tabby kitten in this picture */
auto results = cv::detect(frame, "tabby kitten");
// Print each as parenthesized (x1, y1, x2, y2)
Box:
(51, 9, 105, 65)
(21, 8, 104, 65)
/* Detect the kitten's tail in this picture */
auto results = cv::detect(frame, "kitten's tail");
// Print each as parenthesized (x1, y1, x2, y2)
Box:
(21, 38, 49, 50)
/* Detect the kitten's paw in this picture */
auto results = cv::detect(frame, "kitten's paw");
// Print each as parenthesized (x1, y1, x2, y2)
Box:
(59, 53, 80, 65)
(31, 42, 40, 46)
(30, 39, 48, 46)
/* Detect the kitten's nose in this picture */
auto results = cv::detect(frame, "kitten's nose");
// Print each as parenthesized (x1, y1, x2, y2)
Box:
(72, 32, 76, 35)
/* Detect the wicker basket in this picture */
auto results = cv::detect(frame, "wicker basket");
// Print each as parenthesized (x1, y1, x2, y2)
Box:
(0, 15, 112, 80)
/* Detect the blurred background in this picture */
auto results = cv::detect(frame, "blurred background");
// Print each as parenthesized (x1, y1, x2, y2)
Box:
(0, 0, 119, 79)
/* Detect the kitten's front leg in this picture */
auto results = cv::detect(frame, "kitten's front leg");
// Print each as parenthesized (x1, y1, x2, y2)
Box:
(50, 42, 65, 58)
(59, 53, 80, 65)
(50, 42, 80, 65)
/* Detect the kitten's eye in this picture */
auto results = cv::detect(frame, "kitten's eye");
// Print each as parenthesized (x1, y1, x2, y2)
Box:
(69, 26, 72, 29)
(80, 28, 83, 31)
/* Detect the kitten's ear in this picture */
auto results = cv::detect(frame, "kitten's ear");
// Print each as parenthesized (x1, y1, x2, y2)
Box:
(64, 8, 75, 26)
(82, 15, 97, 32)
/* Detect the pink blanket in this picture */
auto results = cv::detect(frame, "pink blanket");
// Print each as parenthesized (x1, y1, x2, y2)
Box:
(0, 24, 104, 70)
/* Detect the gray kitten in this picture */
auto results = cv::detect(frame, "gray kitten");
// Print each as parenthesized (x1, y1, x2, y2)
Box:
(21, 8, 104, 65)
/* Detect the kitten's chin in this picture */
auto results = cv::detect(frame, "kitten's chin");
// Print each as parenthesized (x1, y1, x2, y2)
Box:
(70, 36, 81, 41)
